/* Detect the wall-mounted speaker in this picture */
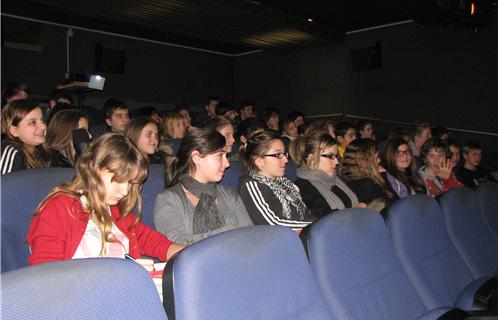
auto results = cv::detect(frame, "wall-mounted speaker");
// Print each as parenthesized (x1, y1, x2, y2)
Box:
(350, 41, 382, 71)
(95, 43, 126, 74)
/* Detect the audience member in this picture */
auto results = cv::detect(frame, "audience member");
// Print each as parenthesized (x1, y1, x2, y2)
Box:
(304, 119, 335, 138)
(432, 126, 449, 141)
(175, 102, 197, 132)
(26, 133, 184, 265)
(154, 128, 253, 245)
(263, 107, 280, 132)
(125, 117, 160, 163)
(103, 98, 129, 134)
(205, 116, 235, 155)
(387, 126, 411, 142)
(334, 122, 357, 157)
(340, 139, 398, 213)
(418, 138, 463, 197)
(384, 137, 426, 198)
(281, 119, 298, 143)
(195, 96, 218, 127)
(239, 100, 255, 121)
(2, 81, 29, 108)
(409, 122, 431, 167)
(161, 112, 186, 141)
(290, 133, 362, 218)
(216, 101, 239, 121)
(447, 139, 462, 168)
(46, 109, 91, 168)
(287, 110, 305, 128)
(238, 131, 315, 232)
(1, 99, 51, 174)
(357, 119, 375, 140)
(46, 89, 73, 121)
(138, 106, 162, 123)
(456, 140, 497, 189)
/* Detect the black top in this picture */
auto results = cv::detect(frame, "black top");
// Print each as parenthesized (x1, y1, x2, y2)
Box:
(456, 166, 496, 190)
(344, 172, 398, 210)
(50, 149, 73, 168)
(294, 178, 353, 219)
(0, 143, 28, 175)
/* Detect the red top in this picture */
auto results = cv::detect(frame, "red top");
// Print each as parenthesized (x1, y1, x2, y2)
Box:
(27, 194, 173, 265)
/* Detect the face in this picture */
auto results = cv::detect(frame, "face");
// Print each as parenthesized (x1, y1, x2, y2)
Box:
(205, 100, 218, 117)
(173, 120, 186, 139)
(394, 144, 412, 171)
(267, 114, 279, 129)
(255, 140, 288, 179)
(449, 145, 461, 168)
(218, 124, 235, 154)
(106, 108, 129, 134)
(225, 110, 239, 121)
(316, 145, 339, 177)
(415, 128, 432, 147)
(9, 107, 46, 148)
(294, 116, 304, 127)
(150, 113, 162, 124)
(240, 105, 254, 119)
(100, 169, 133, 206)
(178, 109, 191, 128)
(286, 122, 298, 137)
(426, 147, 445, 170)
(192, 149, 230, 183)
(465, 149, 482, 167)
(360, 124, 374, 139)
(338, 128, 356, 147)
(137, 123, 159, 155)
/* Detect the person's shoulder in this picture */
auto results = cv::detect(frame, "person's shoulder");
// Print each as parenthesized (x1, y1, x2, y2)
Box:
(156, 183, 184, 202)
(217, 185, 241, 198)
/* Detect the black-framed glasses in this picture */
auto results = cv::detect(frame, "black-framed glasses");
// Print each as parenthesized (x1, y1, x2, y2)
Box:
(320, 153, 338, 160)
(263, 152, 289, 159)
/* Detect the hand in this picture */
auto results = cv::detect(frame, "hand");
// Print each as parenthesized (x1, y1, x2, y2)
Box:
(435, 159, 452, 181)
(355, 202, 368, 208)
(166, 243, 186, 260)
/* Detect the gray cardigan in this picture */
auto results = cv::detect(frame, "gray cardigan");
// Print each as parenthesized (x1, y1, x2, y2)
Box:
(153, 183, 253, 245)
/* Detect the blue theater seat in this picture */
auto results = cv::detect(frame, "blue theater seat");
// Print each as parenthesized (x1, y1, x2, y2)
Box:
(302, 208, 453, 320)
(285, 160, 297, 181)
(1, 168, 75, 272)
(387, 195, 492, 311)
(162, 225, 332, 320)
(89, 123, 107, 139)
(439, 188, 498, 279)
(475, 182, 498, 240)
(141, 164, 165, 229)
(1, 258, 167, 320)
(220, 160, 244, 190)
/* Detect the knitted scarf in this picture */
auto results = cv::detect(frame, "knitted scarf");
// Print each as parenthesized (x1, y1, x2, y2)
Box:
(248, 170, 309, 220)
(296, 166, 359, 210)
(179, 175, 224, 234)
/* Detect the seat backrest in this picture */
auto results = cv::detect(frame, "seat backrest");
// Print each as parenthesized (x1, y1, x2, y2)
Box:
(304, 209, 429, 320)
(163, 225, 332, 320)
(439, 187, 498, 279)
(475, 182, 498, 240)
(220, 160, 244, 190)
(387, 195, 475, 309)
(1, 258, 167, 320)
(1, 168, 75, 272)
(165, 139, 181, 156)
(89, 123, 107, 139)
(141, 164, 165, 229)
(285, 160, 297, 181)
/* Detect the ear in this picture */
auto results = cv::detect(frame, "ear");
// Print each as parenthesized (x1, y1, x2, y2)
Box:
(336, 136, 344, 144)
(105, 118, 112, 127)
(191, 150, 202, 166)
(254, 156, 264, 171)
(9, 125, 20, 138)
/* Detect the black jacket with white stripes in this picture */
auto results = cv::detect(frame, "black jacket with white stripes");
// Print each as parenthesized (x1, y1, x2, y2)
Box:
(0, 143, 28, 175)
(237, 174, 315, 230)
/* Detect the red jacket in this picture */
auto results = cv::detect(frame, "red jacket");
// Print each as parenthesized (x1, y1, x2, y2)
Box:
(27, 194, 173, 265)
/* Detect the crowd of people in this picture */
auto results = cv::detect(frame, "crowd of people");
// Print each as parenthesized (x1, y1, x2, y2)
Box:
(1, 80, 496, 266)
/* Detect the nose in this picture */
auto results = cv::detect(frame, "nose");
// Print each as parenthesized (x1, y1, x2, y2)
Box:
(222, 154, 230, 169)
(119, 182, 131, 196)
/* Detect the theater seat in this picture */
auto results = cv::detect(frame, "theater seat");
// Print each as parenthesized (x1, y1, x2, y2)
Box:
(301, 208, 453, 320)
(89, 123, 107, 139)
(1, 168, 75, 272)
(286, 160, 297, 181)
(387, 195, 493, 311)
(220, 160, 244, 190)
(1, 258, 167, 320)
(141, 164, 165, 229)
(475, 182, 498, 240)
(163, 225, 332, 320)
(439, 188, 498, 279)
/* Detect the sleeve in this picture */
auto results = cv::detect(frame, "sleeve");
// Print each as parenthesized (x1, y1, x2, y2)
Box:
(153, 190, 212, 245)
(1, 146, 25, 175)
(27, 198, 71, 265)
(224, 187, 254, 228)
(238, 180, 311, 230)
(126, 215, 172, 262)
(295, 180, 331, 219)
(441, 172, 464, 191)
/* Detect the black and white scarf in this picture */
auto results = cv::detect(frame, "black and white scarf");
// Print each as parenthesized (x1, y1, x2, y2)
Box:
(248, 170, 309, 220)
(179, 175, 225, 234)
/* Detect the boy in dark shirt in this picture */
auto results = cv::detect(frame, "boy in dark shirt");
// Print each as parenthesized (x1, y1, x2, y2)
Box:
(457, 141, 496, 189)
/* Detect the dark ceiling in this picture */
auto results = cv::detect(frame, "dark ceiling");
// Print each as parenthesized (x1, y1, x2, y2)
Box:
(2, 0, 495, 55)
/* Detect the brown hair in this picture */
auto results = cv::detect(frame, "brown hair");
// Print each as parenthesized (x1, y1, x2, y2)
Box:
(240, 131, 281, 172)
(46, 109, 87, 166)
(162, 112, 184, 140)
(124, 117, 158, 157)
(289, 132, 337, 168)
(304, 119, 335, 136)
(1, 99, 51, 168)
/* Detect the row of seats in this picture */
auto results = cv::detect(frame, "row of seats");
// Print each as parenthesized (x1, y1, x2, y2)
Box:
(3, 195, 496, 319)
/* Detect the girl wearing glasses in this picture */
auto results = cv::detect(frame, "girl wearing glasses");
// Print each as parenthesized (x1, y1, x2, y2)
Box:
(238, 131, 315, 232)
(154, 128, 253, 245)
(290, 133, 363, 218)
(418, 138, 463, 197)
(383, 137, 426, 198)
(341, 139, 398, 213)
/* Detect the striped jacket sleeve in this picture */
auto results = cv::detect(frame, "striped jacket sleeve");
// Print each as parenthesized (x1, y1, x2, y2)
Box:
(1, 145, 25, 175)
(239, 180, 311, 230)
